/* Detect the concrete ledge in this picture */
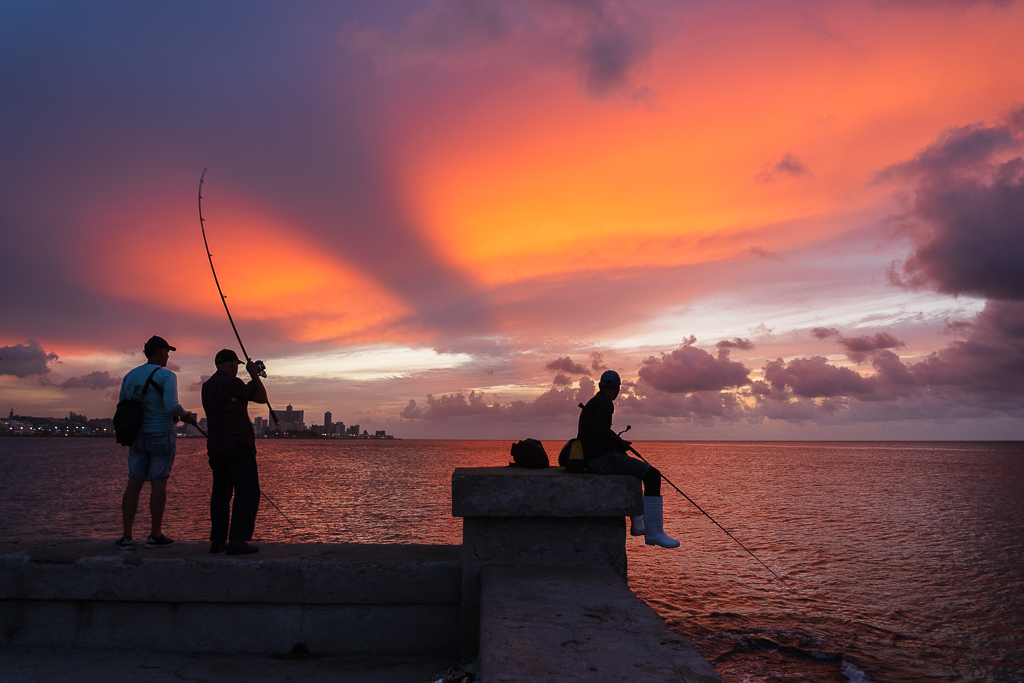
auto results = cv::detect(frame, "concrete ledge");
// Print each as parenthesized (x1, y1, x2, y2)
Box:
(0, 541, 460, 604)
(0, 541, 462, 655)
(2, 601, 460, 654)
(452, 467, 642, 518)
(479, 565, 722, 683)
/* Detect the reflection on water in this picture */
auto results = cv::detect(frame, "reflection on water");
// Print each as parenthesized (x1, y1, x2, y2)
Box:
(1, 439, 1022, 683)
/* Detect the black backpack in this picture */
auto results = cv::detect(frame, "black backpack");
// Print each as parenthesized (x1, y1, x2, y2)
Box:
(112, 367, 162, 446)
(509, 438, 549, 468)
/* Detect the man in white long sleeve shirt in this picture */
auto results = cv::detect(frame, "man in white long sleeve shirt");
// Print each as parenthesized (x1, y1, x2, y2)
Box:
(115, 335, 196, 550)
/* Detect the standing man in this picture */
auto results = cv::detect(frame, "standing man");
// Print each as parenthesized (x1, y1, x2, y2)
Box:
(116, 335, 196, 551)
(577, 370, 679, 548)
(202, 349, 268, 555)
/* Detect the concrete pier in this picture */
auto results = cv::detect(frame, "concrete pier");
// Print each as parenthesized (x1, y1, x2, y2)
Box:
(481, 565, 722, 683)
(453, 466, 643, 655)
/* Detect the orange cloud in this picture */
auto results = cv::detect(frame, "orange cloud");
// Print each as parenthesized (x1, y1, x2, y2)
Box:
(396, 2, 1024, 285)
(86, 192, 413, 343)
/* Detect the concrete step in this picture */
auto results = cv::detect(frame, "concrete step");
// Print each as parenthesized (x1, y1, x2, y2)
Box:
(479, 564, 722, 683)
(0, 540, 461, 655)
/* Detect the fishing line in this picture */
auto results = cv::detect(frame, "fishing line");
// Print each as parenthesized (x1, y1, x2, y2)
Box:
(198, 168, 279, 425)
(189, 427, 297, 529)
(611, 422, 805, 598)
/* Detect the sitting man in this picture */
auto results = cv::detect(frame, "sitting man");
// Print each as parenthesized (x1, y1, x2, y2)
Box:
(577, 370, 679, 548)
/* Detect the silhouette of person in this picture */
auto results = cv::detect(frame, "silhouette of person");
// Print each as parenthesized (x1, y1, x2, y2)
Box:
(116, 335, 196, 551)
(202, 349, 269, 555)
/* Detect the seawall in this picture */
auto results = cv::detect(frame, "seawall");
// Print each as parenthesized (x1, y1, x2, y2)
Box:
(1, 468, 722, 682)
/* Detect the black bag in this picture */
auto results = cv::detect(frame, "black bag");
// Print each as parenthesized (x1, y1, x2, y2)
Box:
(112, 367, 161, 446)
(509, 438, 549, 468)
(558, 438, 586, 473)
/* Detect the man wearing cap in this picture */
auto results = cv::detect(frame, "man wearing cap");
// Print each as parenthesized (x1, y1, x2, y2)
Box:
(116, 335, 197, 551)
(577, 370, 680, 548)
(202, 349, 269, 555)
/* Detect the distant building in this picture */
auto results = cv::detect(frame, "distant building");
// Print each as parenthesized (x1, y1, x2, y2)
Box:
(253, 416, 264, 438)
(324, 411, 332, 433)
(346, 424, 360, 436)
(333, 421, 346, 437)
(272, 405, 305, 433)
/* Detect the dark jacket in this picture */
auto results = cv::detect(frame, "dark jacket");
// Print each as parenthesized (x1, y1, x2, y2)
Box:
(577, 392, 629, 460)
(202, 370, 262, 456)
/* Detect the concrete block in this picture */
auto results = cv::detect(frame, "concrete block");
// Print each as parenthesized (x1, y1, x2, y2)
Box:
(0, 601, 460, 654)
(0, 541, 462, 655)
(480, 565, 722, 683)
(0, 542, 461, 604)
(452, 468, 642, 518)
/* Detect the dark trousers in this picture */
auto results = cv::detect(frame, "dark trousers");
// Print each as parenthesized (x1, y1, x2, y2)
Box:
(209, 445, 260, 543)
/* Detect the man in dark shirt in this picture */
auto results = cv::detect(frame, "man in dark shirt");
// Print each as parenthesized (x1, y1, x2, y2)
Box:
(577, 370, 679, 548)
(202, 349, 269, 555)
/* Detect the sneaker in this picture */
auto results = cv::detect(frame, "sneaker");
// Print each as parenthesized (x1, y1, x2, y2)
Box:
(210, 541, 226, 554)
(226, 541, 259, 555)
(114, 536, 134, 551)
(145, 534, 174, 548)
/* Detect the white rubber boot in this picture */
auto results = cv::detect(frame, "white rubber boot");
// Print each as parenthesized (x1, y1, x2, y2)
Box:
(630, 515, 646, 536)
(643, 496, 680, 548)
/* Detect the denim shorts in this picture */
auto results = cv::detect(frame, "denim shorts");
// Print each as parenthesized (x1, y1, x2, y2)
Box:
(128, 429, 177, 481)
(585, 451, 650, 479)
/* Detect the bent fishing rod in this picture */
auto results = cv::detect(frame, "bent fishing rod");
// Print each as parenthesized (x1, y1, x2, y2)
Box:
(615, 423, 805, 599)
(198, 168, 279, 425)
(188, 425, 297, 529)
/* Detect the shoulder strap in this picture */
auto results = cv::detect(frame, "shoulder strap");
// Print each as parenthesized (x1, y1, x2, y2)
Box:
(141, 367, 163, 396)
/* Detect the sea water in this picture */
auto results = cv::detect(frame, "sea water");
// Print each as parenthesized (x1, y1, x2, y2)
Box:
(0, 438, 1021, 682)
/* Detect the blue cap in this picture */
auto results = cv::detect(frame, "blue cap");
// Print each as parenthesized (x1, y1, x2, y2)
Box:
(599, 370, 621, 387)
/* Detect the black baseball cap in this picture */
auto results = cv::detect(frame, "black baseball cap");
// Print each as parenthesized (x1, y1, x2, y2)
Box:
(215, 349, 244, 365)
(144, 335, 176, 354)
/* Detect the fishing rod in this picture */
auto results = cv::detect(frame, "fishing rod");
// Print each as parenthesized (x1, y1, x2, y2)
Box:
(198, 168, 279, 425)
(189, 426, 297, 529)
(617, 424, 805, 599)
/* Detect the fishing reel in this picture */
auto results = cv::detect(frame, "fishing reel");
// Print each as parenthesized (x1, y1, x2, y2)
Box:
(253, 359, 268, 378)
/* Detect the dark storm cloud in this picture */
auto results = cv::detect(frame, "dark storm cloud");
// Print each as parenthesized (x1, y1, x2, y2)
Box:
(0, 340, 58, 378)
(341, 0, 657, 101)
(545, 356, 589, 375)
(55, 371, 120, 391)
(636, 337, 750, 393)
(572, 3, 655, 99)
(881, 108, 1024, 301)
(910, 300, 1024, 392)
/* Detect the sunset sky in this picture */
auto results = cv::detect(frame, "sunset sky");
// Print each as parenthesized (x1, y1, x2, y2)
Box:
(2, 0, 1023, 439)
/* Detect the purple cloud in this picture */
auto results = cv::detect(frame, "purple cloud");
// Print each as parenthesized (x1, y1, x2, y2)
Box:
(552, 372, 573, 387)
(0, 340, 58, 378)
(56, 370, 119, 391)
(637, 337, 751, 393)
(763, 356, 875, 398)
(882, 108, 1024, 301)
(757, 153, 812, 183)
(545, 356, 589, 375)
